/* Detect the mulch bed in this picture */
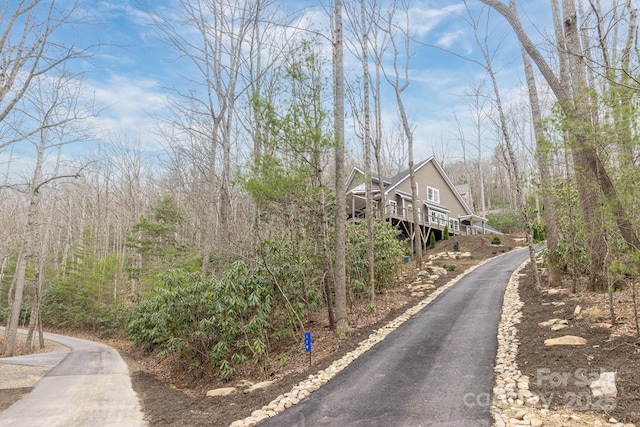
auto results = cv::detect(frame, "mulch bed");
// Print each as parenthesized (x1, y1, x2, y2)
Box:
(516, 265, 640, 424)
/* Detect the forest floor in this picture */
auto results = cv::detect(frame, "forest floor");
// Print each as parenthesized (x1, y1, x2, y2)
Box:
(2, 234, 639, 426)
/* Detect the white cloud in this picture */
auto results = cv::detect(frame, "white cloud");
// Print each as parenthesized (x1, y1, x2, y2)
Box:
(88, 75, 171, 151)
(436, 29, 466, 49)
(409, 3, 465, 37)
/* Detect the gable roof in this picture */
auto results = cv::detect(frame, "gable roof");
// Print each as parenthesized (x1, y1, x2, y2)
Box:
(384, 157, 432, 192)
(346, 156, 474, 216)
(384, 156, 474, 216)
(344, 166, 391, 193)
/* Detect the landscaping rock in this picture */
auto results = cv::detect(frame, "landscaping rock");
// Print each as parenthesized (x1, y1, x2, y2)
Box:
(590, 372, 617, 399)
(595, 323, 612, 329)
(417, 270, 430, 279)
(544, 336, 587, 346)
(538, 319, 561, 328)
(236, 380, 254, 387)
(530, 418, 543, 427)
(244, 381, 274, 394)
(207, 387, 238, 397)
(425, 266, 448, 276)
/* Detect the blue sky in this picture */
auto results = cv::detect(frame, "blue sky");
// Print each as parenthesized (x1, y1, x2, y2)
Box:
(4, 0, 555, 177)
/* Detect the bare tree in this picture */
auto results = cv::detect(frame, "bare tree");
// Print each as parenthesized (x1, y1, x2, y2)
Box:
(0, 1, 89, 140)
(369, 1, 391, 218)
(462, 1, 541, 288)
(376, 0, 422, 267)
(333, 0, 349, 337)
(105, 133, 153, 292)
(461, 81, 491, 219)
(148, 0, 264, 274)
(3, 71, 94, 356)
(0, 0, 94, 356)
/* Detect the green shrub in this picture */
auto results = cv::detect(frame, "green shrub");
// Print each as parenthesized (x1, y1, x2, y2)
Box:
(453, 240, 460, 252)
(128, 239, 322, 380)
(346, 220, 404, 295)
(443, 225, 449, 240)
(487, 212, 523, 234)
(442, 263, 456, 272)
(532, 220, 546, 243)
(491, 235, 502, 245)
(95, 305, 131, 338)
(429, 232, 436, 249)
(128, 265, 268, 379)
(127, 238, 321, 379)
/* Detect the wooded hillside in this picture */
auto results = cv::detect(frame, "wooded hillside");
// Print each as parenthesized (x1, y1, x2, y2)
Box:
(1, 0, 639, 382)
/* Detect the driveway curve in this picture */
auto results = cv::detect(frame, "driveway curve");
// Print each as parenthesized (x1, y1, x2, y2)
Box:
(262, 248, 531, 427)
(0, 330, 146, 427)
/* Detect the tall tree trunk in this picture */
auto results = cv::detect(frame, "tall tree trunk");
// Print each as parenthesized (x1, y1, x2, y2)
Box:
(373, 54, 386, 219)
(4, 195, 39, 357)
(360, 0, 376, 304)
(321, 190, 336, 330)
(560, 0, 608, 290)
(382, 0, 422, 267)
(467, 2, 540, 290)
(520, 45, 562, 286)
(333, 0, 349, 337)
(25, 239, 46, 351)
(403, 105, 422, 267)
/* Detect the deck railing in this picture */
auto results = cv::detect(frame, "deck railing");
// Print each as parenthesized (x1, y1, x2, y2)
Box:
(349, 204, 471, 235)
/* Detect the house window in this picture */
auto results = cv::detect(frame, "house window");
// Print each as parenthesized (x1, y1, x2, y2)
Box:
(389, 200, 397, 215)
(427, 186, 440, 204)
(430, 209, 446, 225)
(449, 218, 460, 232)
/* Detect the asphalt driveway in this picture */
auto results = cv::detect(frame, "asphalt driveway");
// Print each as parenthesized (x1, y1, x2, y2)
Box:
(262, 248, 530, 426)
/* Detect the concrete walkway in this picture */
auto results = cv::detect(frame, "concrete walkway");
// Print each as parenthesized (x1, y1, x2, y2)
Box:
(0, 329, 146, 427)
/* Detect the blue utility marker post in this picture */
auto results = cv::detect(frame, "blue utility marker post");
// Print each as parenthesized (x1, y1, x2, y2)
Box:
(304, 332, 312, 367)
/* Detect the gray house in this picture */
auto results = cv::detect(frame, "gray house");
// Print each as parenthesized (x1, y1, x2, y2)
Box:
(345, 156, 487, 243)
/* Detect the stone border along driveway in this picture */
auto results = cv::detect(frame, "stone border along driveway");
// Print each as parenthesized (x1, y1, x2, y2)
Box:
(492, 259, 635, 427)
(229, 252, 511, 427)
